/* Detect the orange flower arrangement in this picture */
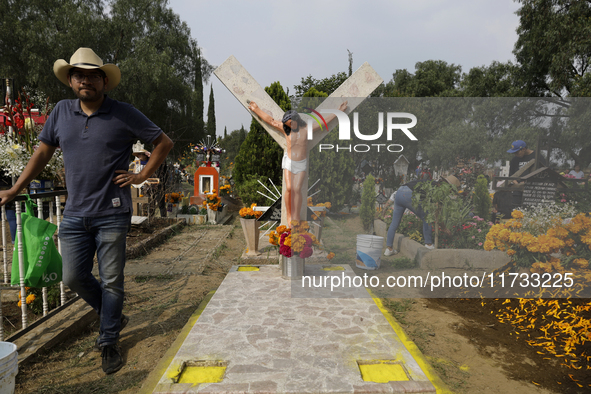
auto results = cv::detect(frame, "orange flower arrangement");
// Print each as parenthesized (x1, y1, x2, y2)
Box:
(239, 203, 263, 219)
(165, 192, 184, 206)
(203, 190, 222, 211)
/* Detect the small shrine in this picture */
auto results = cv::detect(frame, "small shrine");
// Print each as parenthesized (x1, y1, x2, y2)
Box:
(190, 136, 225, 206)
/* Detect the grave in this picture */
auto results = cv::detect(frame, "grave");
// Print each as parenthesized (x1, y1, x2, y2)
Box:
(521, 167, 563, 206)
(149, 265, 437, 393)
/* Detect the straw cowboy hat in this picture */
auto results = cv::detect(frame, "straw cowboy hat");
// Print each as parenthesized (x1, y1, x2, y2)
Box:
(443, 175, 461, 188)
(53, 48, 121, 92)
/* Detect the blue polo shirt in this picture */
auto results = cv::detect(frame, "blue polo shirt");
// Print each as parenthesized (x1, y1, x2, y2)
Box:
(39, 96, 163, 217)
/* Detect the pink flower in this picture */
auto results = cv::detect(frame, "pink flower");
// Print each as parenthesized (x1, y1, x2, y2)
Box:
(561, 199, 566, 203)
(478, 229, 482, 233)
(478, 242, 483, 246)
(471, 235, 475, 239)
(301, 234, 312, 246)
(299, 246, 313, 258)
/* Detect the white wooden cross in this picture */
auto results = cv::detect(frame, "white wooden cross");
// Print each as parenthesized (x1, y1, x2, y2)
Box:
(214, 56, 383, 225)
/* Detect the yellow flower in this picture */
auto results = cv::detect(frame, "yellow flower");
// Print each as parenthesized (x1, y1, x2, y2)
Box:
(26, 294, 36, 304)
(573, 259, 589, 269)
(511, 210, 524, 219)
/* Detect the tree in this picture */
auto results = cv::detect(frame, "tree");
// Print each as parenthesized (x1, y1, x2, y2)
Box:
(0, 0, 214, 159)
(219, 127, 246, 168)
(206, 85, 216, 137)
(224, 126, 227, 138)
(347, 49, 353, 77)
(461, 61, 526, 97)
(293, 72, 348, 97)
(233, 82, 289, 199)
(382, 60, 462, 98)
(302, 87, 355, 211)
(192, 46, 205, 144)
(514, 0, 591, 98)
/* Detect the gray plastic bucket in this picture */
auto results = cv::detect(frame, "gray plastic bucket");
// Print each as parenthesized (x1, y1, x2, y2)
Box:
(0, 342, 18, 394)
(356, 234, 383, 270)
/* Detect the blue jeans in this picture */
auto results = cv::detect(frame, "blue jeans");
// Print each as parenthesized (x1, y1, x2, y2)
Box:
(386, 186, 433, 248)
(59, 213, 131, 346)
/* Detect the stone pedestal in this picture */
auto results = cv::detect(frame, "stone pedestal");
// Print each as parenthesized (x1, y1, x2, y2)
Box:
(240, 218, 260, 256)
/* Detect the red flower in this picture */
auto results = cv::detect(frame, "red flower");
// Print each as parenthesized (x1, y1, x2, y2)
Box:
(299, 246, 313, 258)
(279, 245, 292, 257)
(14, 116, 24, 129)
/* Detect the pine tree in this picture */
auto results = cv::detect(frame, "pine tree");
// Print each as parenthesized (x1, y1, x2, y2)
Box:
(239, 125, 246, 146)
(224, 126, 227, 138)
(233, 82, 289, 194)
(207, 85, 216, 137)
(193, 50, 205, 141)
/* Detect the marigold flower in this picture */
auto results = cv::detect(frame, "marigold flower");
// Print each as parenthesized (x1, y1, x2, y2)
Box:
(26, 294, 35, 304)
(511, 210, 524, 219)
(573, 259, 589, 269)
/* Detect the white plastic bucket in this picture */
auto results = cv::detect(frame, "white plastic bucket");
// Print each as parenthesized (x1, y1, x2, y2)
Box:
(356, 234, 383, 270)
(0, 342, 18, 394)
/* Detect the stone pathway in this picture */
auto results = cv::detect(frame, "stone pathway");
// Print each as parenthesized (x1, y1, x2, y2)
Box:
(151, 264, 436, 393)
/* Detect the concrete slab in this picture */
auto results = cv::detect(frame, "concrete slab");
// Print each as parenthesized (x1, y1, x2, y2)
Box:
(151, 265, 436, 393)
(374, 219, 509, 270)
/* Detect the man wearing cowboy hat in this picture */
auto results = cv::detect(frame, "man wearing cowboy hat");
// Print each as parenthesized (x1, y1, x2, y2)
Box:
(0, 47, 173, 374)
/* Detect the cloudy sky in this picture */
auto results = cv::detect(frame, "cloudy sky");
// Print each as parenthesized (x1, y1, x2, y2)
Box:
(168, 0, 521, 137)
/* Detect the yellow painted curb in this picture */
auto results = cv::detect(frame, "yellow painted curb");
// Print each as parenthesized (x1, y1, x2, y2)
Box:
(138, 290, 216, 394)
(368, 290, 455, 394)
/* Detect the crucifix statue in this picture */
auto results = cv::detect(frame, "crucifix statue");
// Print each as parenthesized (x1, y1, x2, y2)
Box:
(214, 56, 382, 226)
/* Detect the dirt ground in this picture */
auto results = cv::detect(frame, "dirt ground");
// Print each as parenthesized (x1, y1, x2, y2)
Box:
(14, 218, 248, 394)
(11, 213, 587, 393)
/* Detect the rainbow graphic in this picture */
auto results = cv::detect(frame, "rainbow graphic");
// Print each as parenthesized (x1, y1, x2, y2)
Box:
(303, 107, 328, 131)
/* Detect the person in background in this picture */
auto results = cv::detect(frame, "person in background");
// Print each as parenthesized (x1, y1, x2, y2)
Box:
(569, 164, 584, 179)
(380, 175, 461, 255)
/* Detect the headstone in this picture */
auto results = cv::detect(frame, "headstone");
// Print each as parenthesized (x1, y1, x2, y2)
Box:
(258, 197, 282, 222)
(521, 167, 562, 206)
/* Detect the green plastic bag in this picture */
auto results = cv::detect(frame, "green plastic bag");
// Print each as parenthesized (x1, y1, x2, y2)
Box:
(11, 196, 62, 288)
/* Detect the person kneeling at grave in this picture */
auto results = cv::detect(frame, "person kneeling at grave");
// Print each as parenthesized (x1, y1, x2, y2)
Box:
(380, 175, 461, 255)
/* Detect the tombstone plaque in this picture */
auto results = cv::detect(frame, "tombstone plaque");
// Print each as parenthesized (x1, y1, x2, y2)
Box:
(521, 167, 561, 206)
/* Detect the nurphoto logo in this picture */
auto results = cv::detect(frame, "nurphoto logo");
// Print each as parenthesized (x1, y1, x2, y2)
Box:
(304, 108, 418, 153)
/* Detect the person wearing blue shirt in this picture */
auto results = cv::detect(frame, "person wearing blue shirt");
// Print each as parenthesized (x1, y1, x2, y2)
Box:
(0, 48, 173, 374)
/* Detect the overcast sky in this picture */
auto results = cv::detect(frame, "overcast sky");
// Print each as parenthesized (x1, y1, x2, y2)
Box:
(168, 0, 521, 137)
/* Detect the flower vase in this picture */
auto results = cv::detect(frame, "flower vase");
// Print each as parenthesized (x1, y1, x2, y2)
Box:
(240, 218, 260, 256)
(281, 255, 305, 280)
(207, 208, 218, 224)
